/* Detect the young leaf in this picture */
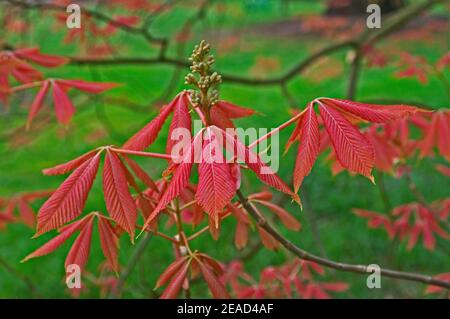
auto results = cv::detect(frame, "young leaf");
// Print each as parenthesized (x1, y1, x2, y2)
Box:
(160, 260, 191, 299)
(52, 81, 75, 125)
(97, 216, 120, 273)
(196, 258, 230, 299)
(22, 216, 90, 262)
(196, 128, 235, 227)
(167, 92, 192, 157)
(123, 103, 174, 151)
(103, 150, 137, 239)
(26, 80, 50, 130)
(65, 216, 95, 270)
(155, 256, 189, 289)
(215, 100, 255, 119)
(318, 104, 374, 181)
(255, 200, 301, 231)
(321, 98, 422, 123)
(14, 47, 68, 67)
(57, 79, 117, 93)
(291, 104, 320, 192)
(43, 149, 99, 176)
(212, 126, 298, 202)
(142, 132, 202, 228)
(36, 154, 101, 236)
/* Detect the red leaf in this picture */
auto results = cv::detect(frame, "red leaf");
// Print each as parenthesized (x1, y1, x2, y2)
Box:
(35, 154, 101, 236)
(57, 79, 118, 93)
(103, 150, 137, 240)
(319, 104, 374, 181)
(196, 259, 230, 299)
(321, 282, 349, 292)
(167, 92, 192, 157)
(321, 98, 422, 123)
(212, 126, 299, 203)
(258, 227, 279, 250)
(142, 132, 202, 228)
(15, 47, 68, 67)
(160, 260, 190, 299)
(292, 105, 320, 192)
(122, 155, 158, 191)
(52, 81, 75, 125)
(419, 112, 438, 159)
(123, 103, 174, 151)
(26, 80, 50, 130)
(65, 216, 94, 270)
(43, 149, 99, 176)
(435, 164, 450, 177)
(235, 221, 249, 249)
(17, 198, 36, 228)
(215, 100, 255, 118)
(255, 200, 301, 231)
(210, 105, 236, 130)
(22, 216, 90, 262)
(436, 111, 450, 161)
(196, 128, 236, 227)
(155, 256, 189, 289)
(98, 216, 120, 273)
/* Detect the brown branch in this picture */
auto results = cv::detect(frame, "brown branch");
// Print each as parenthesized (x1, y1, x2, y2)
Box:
(0, 0, 166, 45)
(236, 189, 450, 289)
(69, 40, 356, 86)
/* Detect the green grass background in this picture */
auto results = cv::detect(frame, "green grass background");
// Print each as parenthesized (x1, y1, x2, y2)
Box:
(0, 0, 449, 298)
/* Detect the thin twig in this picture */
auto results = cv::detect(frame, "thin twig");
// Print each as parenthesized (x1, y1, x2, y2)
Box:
(236, 189, 450, 289)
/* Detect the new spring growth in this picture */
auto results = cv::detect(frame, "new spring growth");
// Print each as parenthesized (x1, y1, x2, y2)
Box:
(185, 40, 222, 108)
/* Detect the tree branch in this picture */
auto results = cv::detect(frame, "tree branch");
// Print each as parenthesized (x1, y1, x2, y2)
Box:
(236, 189, 450, 289)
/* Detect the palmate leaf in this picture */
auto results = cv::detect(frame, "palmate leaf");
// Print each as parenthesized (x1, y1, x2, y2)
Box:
(157, 253, 229, 299)
(23, 215, 92, 263)
(37, 147, 155, 238)
(142, 124, 298, 231)
(24, 213, 120, 273)
(419, 110, 450, 161)
(35, 153, 101, 236)
(25, 79, 118, 128)
(287, 98, 425, 190)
